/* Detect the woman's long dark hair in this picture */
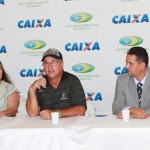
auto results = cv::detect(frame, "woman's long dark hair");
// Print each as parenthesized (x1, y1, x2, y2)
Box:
(0, 61, 12, 84)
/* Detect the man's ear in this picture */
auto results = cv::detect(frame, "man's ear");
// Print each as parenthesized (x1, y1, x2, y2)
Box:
(140, 62, 146, 70)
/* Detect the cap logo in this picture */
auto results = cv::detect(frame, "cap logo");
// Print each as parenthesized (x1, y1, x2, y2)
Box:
(48, 49, 60, 56)
(41, 48, 63, 61)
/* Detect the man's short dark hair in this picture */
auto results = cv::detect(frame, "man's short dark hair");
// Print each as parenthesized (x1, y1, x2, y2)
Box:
(127, 46, 149, 67)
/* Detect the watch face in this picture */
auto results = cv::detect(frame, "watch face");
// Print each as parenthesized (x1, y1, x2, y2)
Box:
(56, 110, 62, 118)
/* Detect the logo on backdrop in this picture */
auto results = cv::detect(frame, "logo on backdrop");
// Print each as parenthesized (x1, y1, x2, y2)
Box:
(119, 36, 143, 46)
(112, 14, 149, 24)
(86, 92, 102, 101)
(0, 45, 6, 53)
(72, 63, 94, 73)
(71, 63, 99, 80)
(115, 35, 143, 53)
(66, 12, 98, 30)
(65, 42, 100, 51)
(24, 40, 46, 50)
(18, 19, 51, 28)
(20, 69, 44, 77)
(20, 39, 45, 57)
(114, 67, 127, 75)
(70, 13, 92, 23)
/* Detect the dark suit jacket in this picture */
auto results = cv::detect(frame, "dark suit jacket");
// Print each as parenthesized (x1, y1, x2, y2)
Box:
(112, 69, 150, 115)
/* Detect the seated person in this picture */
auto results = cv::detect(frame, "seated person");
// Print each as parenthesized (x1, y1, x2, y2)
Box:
(113, 46, 150, 119)
(0, 61, 20, 117)
(26, 48, 87, 120)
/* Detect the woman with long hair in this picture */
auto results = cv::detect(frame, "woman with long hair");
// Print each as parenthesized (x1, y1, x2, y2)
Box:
(0, 61, 20, 117)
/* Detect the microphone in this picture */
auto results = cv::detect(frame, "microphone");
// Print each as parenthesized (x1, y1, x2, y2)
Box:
(39, 86, 44, 92)
(38, 75, 48, 92)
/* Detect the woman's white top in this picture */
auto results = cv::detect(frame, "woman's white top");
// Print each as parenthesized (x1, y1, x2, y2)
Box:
(0, 80, 20, 110)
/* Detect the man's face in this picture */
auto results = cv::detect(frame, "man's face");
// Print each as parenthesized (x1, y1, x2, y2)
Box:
(126, 54, 142, 78)
(43, 56, 63, 79)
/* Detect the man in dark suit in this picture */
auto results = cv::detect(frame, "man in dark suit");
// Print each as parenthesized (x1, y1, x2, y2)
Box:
(113, 46, 150, 119)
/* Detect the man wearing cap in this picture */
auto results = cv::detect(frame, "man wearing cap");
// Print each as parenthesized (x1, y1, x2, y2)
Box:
(26, 48, 87, 120)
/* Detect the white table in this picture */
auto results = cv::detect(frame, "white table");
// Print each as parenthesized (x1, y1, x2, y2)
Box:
(0, 114, 150, 150)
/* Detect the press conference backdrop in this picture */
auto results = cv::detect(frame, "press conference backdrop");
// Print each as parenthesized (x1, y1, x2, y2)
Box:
(0, 0, 150, 114)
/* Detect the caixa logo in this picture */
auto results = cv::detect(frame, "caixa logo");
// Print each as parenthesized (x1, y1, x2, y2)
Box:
(18, 19, 51, 28)
(112, 14, 149, 24)
(70, 12, 92, 23)
(72, 63, 94, 73)
(24, 40, 46, 50)
(0, 45, 7, 53)
(65, 42, 100, 51)
(0, 0, 4, 4)
(119, 36, 143, 46)
(114, 67, 127, 75)
(20, 69, 44, 77)
(86, 92, 102, 101)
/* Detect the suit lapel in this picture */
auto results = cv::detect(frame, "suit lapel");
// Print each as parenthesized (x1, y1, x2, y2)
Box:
(129, 77, 138, 99)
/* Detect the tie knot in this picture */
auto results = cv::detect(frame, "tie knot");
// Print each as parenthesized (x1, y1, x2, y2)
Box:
(137, 83, 143, 88)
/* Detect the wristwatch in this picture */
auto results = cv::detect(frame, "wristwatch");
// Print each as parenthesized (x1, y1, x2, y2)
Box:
(56, 110, 62, 118)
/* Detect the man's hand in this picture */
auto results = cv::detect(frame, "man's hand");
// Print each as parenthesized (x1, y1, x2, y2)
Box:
(39, 109, 54, 120)
(117, 111, 135, 119)
(30, 77, 47, 91)
(117, 107, 148, 119)
(0, 111, 4, 118)
(129, 107, 148, 119)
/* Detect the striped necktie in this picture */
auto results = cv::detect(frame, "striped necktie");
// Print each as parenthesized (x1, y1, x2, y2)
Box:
(137, 83, 143, 108)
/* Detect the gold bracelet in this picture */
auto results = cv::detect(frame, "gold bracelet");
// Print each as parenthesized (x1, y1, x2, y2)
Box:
(56, 110, 62, 118)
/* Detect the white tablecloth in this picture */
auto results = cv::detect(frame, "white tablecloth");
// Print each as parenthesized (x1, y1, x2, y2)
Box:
(0, 114, 150, 150)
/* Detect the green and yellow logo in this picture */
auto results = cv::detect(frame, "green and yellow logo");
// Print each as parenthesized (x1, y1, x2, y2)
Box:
(119, 36, 143, 46)
(24, 40, 46, 50)
(70, 13, 92, 23)
(72, 63, 94, 73)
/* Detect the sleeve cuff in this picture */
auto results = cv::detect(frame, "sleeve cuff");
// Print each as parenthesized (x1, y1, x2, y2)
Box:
(123, 107, 131, 110)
